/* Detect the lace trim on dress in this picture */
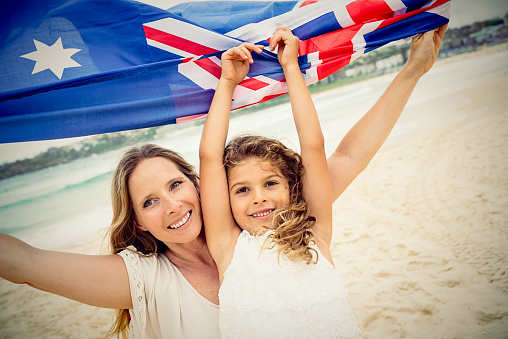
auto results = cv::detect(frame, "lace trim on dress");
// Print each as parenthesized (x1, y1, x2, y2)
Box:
(220, 300, 360, 339)
(119, 246, 148, 338)
(220, 267, 350, 312)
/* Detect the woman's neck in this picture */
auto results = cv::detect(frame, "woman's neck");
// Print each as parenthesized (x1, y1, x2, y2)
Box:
(163, 229, 220, 305)
(164, 229, 214, 267)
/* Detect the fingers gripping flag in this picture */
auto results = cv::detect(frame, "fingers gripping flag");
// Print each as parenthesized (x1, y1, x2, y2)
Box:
(0, 0, 451, 143)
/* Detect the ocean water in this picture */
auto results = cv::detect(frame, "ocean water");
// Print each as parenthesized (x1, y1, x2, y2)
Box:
(0, 153, 115, 249)
(1, 48, 507, 250)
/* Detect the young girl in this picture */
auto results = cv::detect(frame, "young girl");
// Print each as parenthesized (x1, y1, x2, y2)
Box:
(199, 27, 360, 338)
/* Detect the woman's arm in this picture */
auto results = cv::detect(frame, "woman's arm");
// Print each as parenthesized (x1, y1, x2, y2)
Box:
(271, 28, 333, 247)
(328, 25, 448, 201)
(0, 232, 132, 309)
(199, 43, 263, 270)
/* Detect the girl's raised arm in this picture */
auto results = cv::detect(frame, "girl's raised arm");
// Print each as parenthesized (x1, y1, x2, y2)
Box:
(199, 43, 263, 273)
(270, 28, 333, 251)
(0, 232, 132, 309)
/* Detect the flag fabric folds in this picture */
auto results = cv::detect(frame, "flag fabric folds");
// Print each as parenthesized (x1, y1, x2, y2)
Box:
(0, 0, 451, 143)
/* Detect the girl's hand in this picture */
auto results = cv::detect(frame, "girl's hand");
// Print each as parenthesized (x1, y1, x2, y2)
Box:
(221, 42, 264, 86)
(269, 27, 300, 69)
(407, 24, 448, 77)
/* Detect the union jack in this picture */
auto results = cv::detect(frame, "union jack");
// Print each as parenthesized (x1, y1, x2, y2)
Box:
(0, 0, 451, 142)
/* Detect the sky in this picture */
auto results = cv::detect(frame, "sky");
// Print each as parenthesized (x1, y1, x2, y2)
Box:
(140, 0, 508, 28)
(447, 0, 508, 28)
(1, 0, 507, 164)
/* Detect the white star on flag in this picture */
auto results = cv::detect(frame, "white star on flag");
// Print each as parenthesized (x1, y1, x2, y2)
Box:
(21, 37, 81, 79)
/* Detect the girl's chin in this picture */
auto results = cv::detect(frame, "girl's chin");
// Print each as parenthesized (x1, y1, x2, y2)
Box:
(240, 224, 275, 234)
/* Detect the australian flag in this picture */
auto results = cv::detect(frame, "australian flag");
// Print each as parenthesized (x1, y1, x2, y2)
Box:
(0, 0, 451, 143)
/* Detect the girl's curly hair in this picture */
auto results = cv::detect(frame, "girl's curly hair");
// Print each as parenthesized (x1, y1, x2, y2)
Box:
(224, 134, 317, 264)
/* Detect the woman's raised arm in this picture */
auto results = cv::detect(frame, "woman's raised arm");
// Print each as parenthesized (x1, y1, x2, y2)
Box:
(328, 25, 448, 201)
(0, 232, 132, 309)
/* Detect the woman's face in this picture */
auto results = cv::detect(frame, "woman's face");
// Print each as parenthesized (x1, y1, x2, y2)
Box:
(128, 157, 203, 246)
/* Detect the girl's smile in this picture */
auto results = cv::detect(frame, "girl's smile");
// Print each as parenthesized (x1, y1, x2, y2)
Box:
(249, 208, 274, 220)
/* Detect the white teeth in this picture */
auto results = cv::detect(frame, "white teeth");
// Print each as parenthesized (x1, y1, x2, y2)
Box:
(169, 211, 191, 229)
(251, 209, 273, 217)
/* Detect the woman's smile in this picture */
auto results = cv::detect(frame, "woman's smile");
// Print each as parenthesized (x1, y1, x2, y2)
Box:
(168, 210, 192, 229)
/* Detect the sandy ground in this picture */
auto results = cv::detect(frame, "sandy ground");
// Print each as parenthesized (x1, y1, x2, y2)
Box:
(332, 44, 508, 338)
(1, 45, 507, 338)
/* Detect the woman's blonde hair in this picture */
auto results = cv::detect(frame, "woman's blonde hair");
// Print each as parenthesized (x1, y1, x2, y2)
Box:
(106, 144, 199, 338)
(223, 134, 317, 265)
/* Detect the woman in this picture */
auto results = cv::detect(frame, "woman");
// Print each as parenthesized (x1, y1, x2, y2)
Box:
(0, 25, 447, 338)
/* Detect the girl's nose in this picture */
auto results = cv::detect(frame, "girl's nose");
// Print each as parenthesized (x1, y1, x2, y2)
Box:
(252, 189, 267, 205)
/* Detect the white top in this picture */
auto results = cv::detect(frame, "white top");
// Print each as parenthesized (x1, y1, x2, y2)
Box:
(219, 230, 360, 339)
(119, 246, 221, 339)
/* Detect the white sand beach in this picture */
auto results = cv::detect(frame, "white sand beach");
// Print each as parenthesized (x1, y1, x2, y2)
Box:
(332, 43, 508, 338)
(0, 44, 507, 338)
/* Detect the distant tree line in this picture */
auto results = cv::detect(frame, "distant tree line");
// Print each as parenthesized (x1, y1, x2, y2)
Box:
(0, 129, 157, 180)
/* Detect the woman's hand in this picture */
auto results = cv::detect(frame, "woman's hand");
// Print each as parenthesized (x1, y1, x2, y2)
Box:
(269, 26, 300, 69)
(407, 24, 448, 77)
(220, 42, 263, 86)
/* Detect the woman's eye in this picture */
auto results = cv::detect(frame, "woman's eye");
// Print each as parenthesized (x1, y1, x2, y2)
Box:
(236, 187, 248, 194)
(143, 199, 155, 208)
(170, 180, 182, 190)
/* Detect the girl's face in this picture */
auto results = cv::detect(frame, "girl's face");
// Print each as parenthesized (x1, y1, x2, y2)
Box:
(228, 159, 290, 233)
(128, 157, 203, 246)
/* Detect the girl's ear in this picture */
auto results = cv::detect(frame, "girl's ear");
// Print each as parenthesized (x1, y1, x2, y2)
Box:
(134, 220, 148, 232)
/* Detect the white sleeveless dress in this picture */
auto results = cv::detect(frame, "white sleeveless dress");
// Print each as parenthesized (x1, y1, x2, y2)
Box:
(219, 230, 360, 339)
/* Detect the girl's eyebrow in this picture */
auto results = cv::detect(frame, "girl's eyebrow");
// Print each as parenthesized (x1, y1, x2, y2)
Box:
(230, 181, 247, 192)
(265, 173, 282, 180)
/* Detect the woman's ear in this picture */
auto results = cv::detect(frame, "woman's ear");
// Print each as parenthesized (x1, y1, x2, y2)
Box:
(134, 220, 148, 232)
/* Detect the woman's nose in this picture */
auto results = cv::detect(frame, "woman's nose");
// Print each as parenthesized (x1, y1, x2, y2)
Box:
(163, 194, 181, 214)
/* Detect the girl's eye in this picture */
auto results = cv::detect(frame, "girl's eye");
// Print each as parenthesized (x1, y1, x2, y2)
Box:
(265, 181, 278, 187)
(143, 199, 155, 208)
(170, 180, 183, 190)
(236, 187, 248, 194)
